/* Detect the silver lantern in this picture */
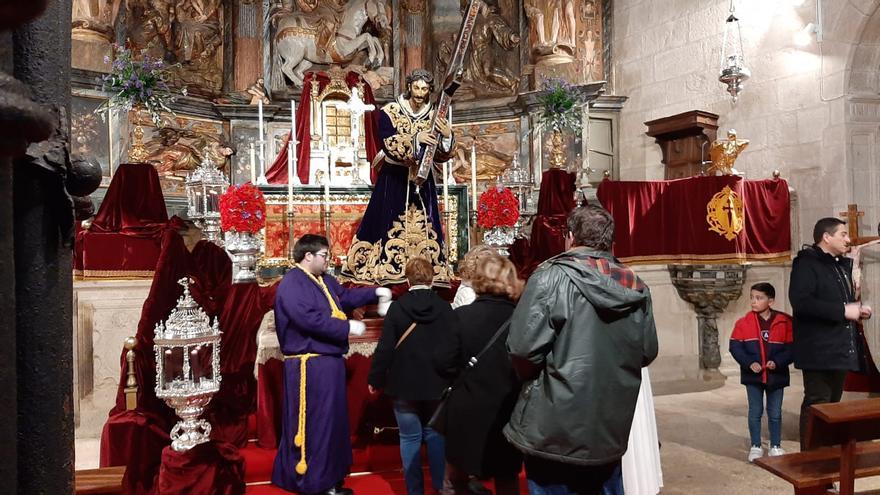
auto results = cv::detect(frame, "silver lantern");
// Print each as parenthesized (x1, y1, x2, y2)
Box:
(186, 150, 229, 246)
(154, 278, 222, 452)
(718, 0, 750, 103)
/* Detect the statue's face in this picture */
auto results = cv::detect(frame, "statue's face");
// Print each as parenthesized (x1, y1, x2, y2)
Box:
(408, 80, 431, 105)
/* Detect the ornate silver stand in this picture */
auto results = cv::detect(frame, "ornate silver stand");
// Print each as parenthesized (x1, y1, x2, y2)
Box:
(669, 264, 747, 370)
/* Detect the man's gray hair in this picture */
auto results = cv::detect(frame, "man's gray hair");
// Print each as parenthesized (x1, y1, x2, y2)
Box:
(567, 205, 614, 251)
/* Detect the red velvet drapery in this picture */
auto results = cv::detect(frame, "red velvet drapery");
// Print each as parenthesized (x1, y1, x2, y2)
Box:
(74, 163, 183, 277)
(100, 230, 276, 492)
(596, 175, 791, 264)
(265, 71, 380, 185)
(155, 442, 246, 495)
(509, 169, 577, 279)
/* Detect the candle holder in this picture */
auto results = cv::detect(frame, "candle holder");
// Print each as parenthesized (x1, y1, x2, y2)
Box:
(186, 151, 229, 246)
(442, 209, 454, 264)
(469, 209, 479, 247)
(286, 209, 295, 261)
(322, 209, 332, 243)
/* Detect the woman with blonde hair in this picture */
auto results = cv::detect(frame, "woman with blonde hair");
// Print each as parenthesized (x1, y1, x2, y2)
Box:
(436, 254, 525, 495)
(451, 245, 495, 309)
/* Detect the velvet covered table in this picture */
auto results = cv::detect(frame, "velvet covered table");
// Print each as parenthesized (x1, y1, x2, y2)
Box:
(75, 163, 179, 279)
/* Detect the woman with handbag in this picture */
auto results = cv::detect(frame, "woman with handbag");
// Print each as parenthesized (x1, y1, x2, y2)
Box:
(435, 254, 525, 495)
(367, 257, 457, 495)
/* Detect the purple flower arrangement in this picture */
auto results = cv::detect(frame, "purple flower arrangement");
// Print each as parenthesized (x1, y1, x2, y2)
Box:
(538, 77, 587, 134)
(94, 43, 186, 127)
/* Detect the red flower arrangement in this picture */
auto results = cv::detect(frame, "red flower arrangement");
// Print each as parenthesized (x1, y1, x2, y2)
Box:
(477, 185, 520, 228)
(219, 183, 266, 234)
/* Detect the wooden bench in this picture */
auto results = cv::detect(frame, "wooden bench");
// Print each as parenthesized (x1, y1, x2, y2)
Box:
(755, 441, 880, 494)
(74, 466, 125, 495)
(754, 398, 880, 495)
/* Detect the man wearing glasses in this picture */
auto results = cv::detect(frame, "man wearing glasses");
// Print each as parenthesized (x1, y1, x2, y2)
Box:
(272, 234, 392, 495)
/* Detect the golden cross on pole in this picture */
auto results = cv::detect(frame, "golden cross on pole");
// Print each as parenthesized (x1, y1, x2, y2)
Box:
(839, 203, 865, 242)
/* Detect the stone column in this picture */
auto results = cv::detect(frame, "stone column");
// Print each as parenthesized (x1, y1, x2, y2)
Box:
(669, 264, 747, 371)
(11, 0, 75, 492)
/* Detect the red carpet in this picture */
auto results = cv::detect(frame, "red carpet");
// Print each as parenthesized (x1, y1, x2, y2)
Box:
(241, 442, 528, 494)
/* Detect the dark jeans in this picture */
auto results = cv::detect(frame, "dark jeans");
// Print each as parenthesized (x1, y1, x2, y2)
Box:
(393, 399, 446, 495)
(799, 369, 848, 449)
(746, 384, 784, 447)
(524, 456, 623, 495)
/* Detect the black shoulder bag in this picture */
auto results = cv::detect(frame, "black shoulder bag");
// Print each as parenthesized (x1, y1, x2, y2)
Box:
(427, 318, 512, 432)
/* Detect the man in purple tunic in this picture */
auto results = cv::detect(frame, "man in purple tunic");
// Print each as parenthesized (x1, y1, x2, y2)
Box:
(272, 234, 392, 494)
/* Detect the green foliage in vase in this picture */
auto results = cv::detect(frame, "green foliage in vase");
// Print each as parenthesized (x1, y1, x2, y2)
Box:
(538, 77, 587, 134)
(94, 43, 187, 127)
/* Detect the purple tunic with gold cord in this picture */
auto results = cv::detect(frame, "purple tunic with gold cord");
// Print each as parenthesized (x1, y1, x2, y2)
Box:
(340, 95, 454, 287)
(271, 268, 377, 494)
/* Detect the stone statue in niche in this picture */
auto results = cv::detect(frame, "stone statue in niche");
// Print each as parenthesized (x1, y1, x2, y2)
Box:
(126, 0, 223, 94)
(438, 0, 520, 98)
(525, 0, 577, 63)
(73, 0, 122, 41)
(266, 0, 391, 88)
(72, 0, 123, 71)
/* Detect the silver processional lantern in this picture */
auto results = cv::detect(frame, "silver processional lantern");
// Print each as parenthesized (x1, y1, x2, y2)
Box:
(719, 0, 750, 103)
(186, 149, 229, 246)
(154, 277, 222, 452)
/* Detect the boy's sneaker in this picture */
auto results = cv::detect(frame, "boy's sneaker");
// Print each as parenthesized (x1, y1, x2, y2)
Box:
(748, 445, 764, 462)
(768, 446, 785, 456)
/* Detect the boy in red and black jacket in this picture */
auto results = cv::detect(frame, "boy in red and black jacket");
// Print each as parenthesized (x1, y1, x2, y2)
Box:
(729, 282, 794, 463)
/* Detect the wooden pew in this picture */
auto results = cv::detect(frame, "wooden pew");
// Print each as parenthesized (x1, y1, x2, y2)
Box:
(754, 398, 880, 495)
(74, 466, 125, 495)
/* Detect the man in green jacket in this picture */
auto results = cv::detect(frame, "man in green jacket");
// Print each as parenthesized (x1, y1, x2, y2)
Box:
(504, 205, 659, 495)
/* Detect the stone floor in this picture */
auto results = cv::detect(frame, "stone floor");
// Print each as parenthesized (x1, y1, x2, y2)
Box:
(655, 368, 880, 494)
(75, 367, 880, 493)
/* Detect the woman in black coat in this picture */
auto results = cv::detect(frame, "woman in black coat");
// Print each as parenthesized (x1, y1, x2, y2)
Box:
(436, 254, 525, 495)
(368, 257, 456, 495)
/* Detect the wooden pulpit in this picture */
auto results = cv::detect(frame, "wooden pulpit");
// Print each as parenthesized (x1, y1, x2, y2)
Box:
(645, 110, 719, 179)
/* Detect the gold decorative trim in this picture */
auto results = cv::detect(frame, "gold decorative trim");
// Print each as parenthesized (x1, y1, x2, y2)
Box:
(619, 251, 791, 266)
(74, 269, 155, 280)
(342, 205, 453, 286)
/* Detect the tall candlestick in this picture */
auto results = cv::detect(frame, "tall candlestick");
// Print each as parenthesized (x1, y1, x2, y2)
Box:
(470, 143, 478, 211)
(249, 143, 256, 184)
(442, 160, 449, 212)
(290, 99, 296, 141)
(324, 179, 330, 206)
(287, 141, 294, 212)
(257, 99, 265, 178)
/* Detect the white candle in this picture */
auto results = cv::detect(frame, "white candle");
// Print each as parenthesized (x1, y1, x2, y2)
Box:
(249, 143, 256, 184)
(324, 180, 330, 206)
(442, 160, 449, 212)
(470, 143, 478, 211)
(287, 141, 294, 212)
(290, 100, 296, 143)
(257, 99, 265, 175)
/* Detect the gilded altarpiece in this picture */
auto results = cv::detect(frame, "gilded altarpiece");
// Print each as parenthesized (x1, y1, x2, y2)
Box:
(126, 0, 225, 96)
(525, 0, 606, 87)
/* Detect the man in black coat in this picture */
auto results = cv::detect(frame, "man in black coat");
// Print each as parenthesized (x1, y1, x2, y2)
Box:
(789, 217, 873, 448)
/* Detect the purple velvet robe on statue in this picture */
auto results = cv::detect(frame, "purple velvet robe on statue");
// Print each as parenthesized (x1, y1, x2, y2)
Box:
(271, 268, 377, 494)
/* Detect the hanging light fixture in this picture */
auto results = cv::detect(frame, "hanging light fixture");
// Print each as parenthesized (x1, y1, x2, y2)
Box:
(719, 0, 750, 103)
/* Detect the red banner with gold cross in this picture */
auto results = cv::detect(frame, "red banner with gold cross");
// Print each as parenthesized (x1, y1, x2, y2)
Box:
(596, 176, 791, 265)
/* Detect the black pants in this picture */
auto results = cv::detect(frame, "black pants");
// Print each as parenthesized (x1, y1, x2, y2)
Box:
(799, 369, 848, 449)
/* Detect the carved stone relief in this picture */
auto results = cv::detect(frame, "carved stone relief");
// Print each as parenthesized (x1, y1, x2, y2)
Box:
(526, 0, 604, 85)
(436, 0, 521, 99)
(451, 119, 519, 183)
(265, 0, 393, 93)
(126, 0, 224, 95)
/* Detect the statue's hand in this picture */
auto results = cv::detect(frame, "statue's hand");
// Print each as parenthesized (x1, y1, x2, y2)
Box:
(417, 131, 439, 146)
(435, 119, 452, 139)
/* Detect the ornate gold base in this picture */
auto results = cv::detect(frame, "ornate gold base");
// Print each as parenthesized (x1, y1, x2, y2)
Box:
(128, 122, 149, 163)
(548, 129, 567, 169)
